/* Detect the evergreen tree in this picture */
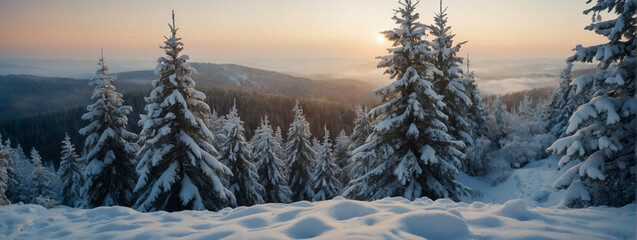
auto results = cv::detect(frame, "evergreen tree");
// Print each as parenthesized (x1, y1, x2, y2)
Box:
(428, 0, 473, 146)
(343, 106, 373, 186)
(206, 110, 226, 149)
(0, 135, 13, 205)
(545, 63, 579, 137)
(312, 127, 341, 201)
(273, 126, 285, 162)
(6, 144, 31, 203)
(135, 11, 235, 212)
(493, 96, 507, 142)
(517, 94, 534, 117)
(57, 134, 84, 207)
(252, 116, 291, 203)
(79, 51, 138, 208)
(285, 102, 316, 201)
(333, 130, 351, 184)
(29, 148, 57, 202)
(547, 1, 635, 208)
(344, 0, 468, 201)
(219, 103, 264, 206)
(465, 71, 488, 139)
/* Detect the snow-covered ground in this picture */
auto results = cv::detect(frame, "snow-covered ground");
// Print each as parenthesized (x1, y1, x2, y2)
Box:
(1, 156, 634, 239)
(0, 197, 634, 239)
(458, 155, 568, 207)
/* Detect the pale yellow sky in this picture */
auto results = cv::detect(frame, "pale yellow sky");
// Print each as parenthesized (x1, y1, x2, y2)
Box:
(0, 0, 606, 62)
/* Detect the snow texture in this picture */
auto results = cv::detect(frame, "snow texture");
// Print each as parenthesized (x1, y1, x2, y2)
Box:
(0, 197, 633, 239)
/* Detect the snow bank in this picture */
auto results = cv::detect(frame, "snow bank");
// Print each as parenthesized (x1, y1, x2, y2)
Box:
(1, 197, 634, 239)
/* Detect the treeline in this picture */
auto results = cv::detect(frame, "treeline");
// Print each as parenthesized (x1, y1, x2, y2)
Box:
(0, 88, 357, 168)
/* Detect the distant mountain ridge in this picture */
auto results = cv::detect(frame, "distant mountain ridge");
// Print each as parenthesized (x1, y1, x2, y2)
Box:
(0, 62, 376, 121)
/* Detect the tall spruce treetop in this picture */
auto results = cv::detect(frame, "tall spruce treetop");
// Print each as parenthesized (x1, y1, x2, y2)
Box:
(428, 0, 472, 146)
(57, 134, 84, 207)
(29, 148, 56, 201)
(285, 102, 316, 202)
(79, 50, 138, 208)
(135, 11, 235, 212)
(343, 105, 373, 185)
(547, 0, 635, 208)
(493, 96, 507, 141)
(464, 57, 488, 139)
(252, 116, 292, 203)
(344, 0, 467, 201)
(312, 127, 341, 201)
(219, 103, 264, 206)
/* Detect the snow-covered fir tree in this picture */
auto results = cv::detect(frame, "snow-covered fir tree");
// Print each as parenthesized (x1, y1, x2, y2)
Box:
(219, 103, 264, 206)
(344, 0, 468, 201)
(464, 71, 488, 140)
(6, 144, 31, 203)
(28, 148, 58, 203)
(333, 130, 351, 184)
(273, 126, 285, 162)
(79, 51, 138, 208)
(206, 110, 226, 149)
(57, 134, 84, 207)
(135, 11, 235, 212)
(545, 63, 580, 138)
(0, 135, 13, 205)
(252, 116, 291, 203)
(311, 137, 322, 156)
(493, 96, 507, 142)
(285, 102, 316, 202)
(428, 1, 473, 147)
(517, 94, 534, 117)
(343, 105, 373, 186)
(547, 0, 635, 208)
(312, 127, 341, 201)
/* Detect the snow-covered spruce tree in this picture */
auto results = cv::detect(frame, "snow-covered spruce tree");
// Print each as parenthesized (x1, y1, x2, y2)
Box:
(545, 63, 580, 138)
(57, 134, 84, 207)
(517, 94, 534, 117)
(135, 11, 235, 212)
(6, 144, 32, 203)
(252, 116, 291, 203)
(313, 127, 341, 201)
(333, 130, 351, 184)
(493, 96, 507, 142)
(464, 71, 488, 140)
(344, 0, 468, 201)
(285, 102, 316, 202)
(219, 103, 264, 206)
(0, 135, 13, 205)
(343, 105, 373, 186)
(205, 110, 226, 149)
(547, 1, 635, 208)
(79, 51, 138, 208)
(428, 1, 473, 147)
(273, 126, 285, 162)
(28, 148, 57, 203)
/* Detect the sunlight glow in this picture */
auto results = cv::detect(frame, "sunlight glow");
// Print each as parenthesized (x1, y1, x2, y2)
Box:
(377, 34, 386, 43)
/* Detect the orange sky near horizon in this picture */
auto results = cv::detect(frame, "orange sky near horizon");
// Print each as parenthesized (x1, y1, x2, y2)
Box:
(0, 0, 607, 62)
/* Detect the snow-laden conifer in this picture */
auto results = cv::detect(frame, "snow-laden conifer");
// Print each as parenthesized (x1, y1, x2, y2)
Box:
(344, 0, 468, 201)
(333, 130, 351, 184)
(493, 96, 507, 142)
(312, 127, 341, 201)
(219, 103, 264, 206)
(57, 134, 84, 207)
(545, 63, 580, 138)
(28, 148, 58, 203)
(428, 1, 473, 147)
(285, 102, 316, 201)
(547, 1, 635, 207)
(0, 135, 13, 205)
(343, 106, 373, 186)
(79, 51, 138, 208)
(252, 116, 291, 203)
(135, 11, 235, 212)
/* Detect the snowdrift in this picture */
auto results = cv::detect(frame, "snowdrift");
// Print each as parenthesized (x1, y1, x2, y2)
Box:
(1, 197, 634, 239)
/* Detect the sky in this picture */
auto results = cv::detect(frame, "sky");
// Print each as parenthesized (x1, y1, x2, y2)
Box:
(0, 0, 606, 63)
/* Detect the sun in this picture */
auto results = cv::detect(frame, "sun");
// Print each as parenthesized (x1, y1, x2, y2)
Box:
(377, 34, 386, 43)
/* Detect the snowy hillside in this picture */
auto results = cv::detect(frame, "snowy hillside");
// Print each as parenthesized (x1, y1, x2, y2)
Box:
(0, 197, 634, 239)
